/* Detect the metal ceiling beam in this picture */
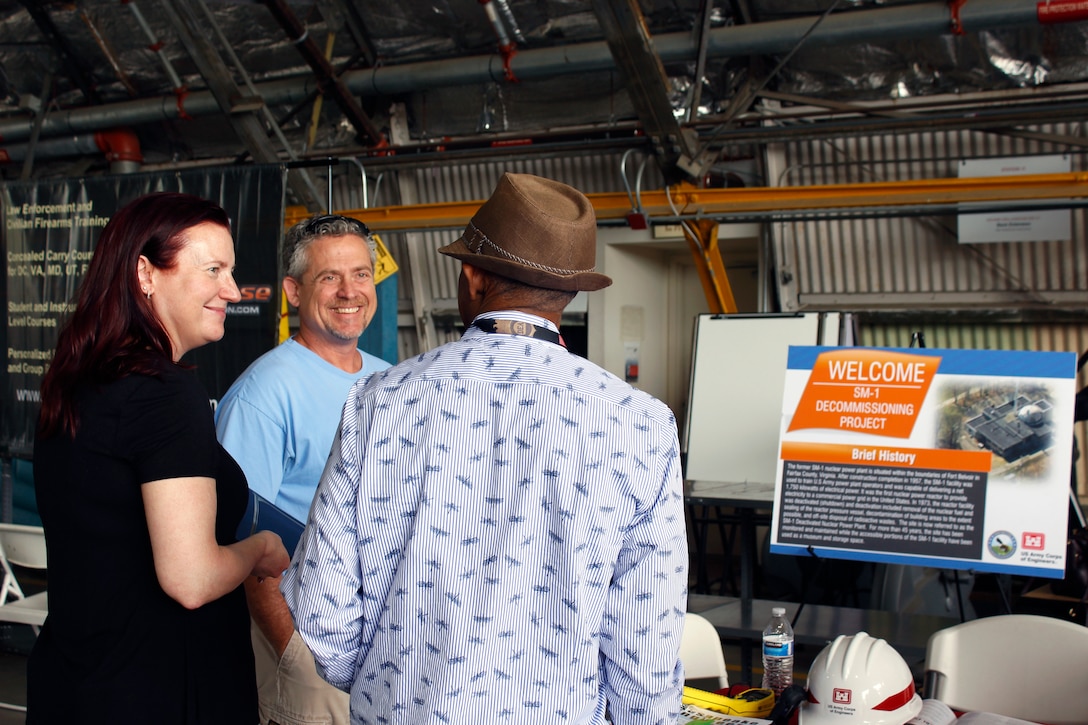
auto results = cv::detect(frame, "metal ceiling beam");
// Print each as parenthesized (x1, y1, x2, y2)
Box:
(686, 0, 717, 124)
(77, 7, 138, 98)
(314, 0, 378, 67)
(260, 0, 385, 147)
(697, 98, 1088, 147)
(727, 0, 754, 25)
(705, 0, 845, 168)
(0, 0, 1075, 146)
(589, 0, 701, 183)
(158, 1, 281, 160)
(159, 0, 323, 211)
(308, 172, 1088, 231)
(748, 89, 1088, 149)
(18, 0, 100, 104)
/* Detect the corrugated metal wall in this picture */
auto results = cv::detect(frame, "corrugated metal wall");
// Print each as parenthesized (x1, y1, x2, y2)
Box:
(769, 122, 1088, 311)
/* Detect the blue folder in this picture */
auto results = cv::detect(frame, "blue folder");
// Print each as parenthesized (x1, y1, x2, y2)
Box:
(236, 489, 305, 555)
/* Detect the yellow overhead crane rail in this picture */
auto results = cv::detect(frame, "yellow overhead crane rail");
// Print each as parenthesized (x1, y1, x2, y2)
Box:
(286, 171, 1088, 314)
(288, 172, 1088, 231)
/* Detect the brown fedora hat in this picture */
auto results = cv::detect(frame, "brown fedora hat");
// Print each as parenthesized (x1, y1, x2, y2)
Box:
(438, 173, 612, 292)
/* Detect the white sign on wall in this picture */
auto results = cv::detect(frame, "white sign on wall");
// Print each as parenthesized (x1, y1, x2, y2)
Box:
(957, 155, 1071, 244)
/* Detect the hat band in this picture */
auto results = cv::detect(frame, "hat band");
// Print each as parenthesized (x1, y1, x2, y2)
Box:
(463, 221, 598, 277)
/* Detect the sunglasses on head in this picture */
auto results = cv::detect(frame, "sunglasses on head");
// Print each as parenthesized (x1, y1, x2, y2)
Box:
(303, 214, 370, 238)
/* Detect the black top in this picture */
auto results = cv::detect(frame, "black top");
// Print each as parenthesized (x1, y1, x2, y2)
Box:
(29, 360, 256, 725)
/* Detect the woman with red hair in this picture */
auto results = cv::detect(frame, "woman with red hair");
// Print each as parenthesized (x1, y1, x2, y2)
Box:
(30, 192, 289, 724)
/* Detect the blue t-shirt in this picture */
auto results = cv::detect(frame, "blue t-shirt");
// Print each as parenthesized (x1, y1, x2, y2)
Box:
(215, 338, 392, 522)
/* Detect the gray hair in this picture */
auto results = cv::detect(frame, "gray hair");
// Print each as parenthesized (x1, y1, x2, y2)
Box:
(281, 215, 377, 279)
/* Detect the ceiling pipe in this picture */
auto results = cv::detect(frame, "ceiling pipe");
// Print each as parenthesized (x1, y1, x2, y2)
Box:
(0, 129, 142, 173)
(95, 128, 144, 173)
(479, 0, 519, 81)
(124, 0, 191, 117)
(492, 0, 525, 44)
(0, 0, 1078, 145)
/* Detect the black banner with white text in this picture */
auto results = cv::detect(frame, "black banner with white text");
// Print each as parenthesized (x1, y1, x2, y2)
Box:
(2, 166, 284, 457)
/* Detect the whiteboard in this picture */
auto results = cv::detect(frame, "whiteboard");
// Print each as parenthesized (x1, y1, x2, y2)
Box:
(683, 313, 830, 484)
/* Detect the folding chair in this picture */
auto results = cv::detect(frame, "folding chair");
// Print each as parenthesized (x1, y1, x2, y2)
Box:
(924, 614, 1088, 725)
(0, 523, 48, 713)
(680, 611, 729, 690)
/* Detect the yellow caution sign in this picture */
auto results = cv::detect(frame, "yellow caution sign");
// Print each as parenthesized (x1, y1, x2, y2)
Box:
(371, 232, 398, 285)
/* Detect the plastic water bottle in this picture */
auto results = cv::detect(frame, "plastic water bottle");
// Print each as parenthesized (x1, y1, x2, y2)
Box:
(761, 606, 794, 696)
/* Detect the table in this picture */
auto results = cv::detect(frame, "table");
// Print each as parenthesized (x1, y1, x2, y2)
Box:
(685, 480, 776, 683)
(690, 593, 959, 685)
(684, 480, 960, 685)
(685, 480, 775, 605)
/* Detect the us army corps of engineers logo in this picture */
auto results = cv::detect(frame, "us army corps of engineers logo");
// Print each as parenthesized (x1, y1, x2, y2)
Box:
(823, 687, 855, 717)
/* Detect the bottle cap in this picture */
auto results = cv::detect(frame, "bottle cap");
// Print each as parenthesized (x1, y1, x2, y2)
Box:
(772, 607, 786, 616)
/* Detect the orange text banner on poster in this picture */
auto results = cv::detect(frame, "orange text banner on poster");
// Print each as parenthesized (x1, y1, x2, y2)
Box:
(787, 349, 939, 438)
(780, 442, 992, 472)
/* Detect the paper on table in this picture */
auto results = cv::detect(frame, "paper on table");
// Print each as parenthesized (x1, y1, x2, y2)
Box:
(906, 700, 1045, 725)
(907, 699, 956, 725)
(679, 703, 773, 725)
(958, 712, 1045, 725)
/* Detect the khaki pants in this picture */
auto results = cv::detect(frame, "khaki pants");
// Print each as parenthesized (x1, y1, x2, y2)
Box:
(252, 619, 350, 725)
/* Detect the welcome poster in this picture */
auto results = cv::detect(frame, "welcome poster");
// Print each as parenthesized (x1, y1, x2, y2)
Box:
(770, 346, 1077, 578)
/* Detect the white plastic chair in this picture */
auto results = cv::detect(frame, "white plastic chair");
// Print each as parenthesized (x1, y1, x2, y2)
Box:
(924, 614, 1088, 725)
(0, 523, 48, 713)
(681, 611, 729, 690)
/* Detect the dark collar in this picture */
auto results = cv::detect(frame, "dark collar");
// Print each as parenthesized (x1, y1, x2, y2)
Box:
(471, 317, 565, 347)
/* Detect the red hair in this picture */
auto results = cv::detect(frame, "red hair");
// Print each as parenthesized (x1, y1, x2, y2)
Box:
(37, 192, 231, 438)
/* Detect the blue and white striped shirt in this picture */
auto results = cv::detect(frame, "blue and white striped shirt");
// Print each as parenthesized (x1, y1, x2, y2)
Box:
(282, 311, 688, 725)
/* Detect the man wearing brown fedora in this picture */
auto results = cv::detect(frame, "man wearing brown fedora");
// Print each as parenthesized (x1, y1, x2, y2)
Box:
(283, 173, 688, 725)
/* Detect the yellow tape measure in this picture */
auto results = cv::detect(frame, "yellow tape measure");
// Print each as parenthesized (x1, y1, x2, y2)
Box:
(682, 686, 776, 718)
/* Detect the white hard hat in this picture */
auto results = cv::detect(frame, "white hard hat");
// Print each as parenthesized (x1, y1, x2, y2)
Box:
(799, 631, 922, 725)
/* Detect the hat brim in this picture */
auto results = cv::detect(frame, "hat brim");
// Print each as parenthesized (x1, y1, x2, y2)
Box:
(438, 238, 613, 292)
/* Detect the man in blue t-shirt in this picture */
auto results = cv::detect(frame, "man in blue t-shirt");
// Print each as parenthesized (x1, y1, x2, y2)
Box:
(216, 214, 393, 725)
